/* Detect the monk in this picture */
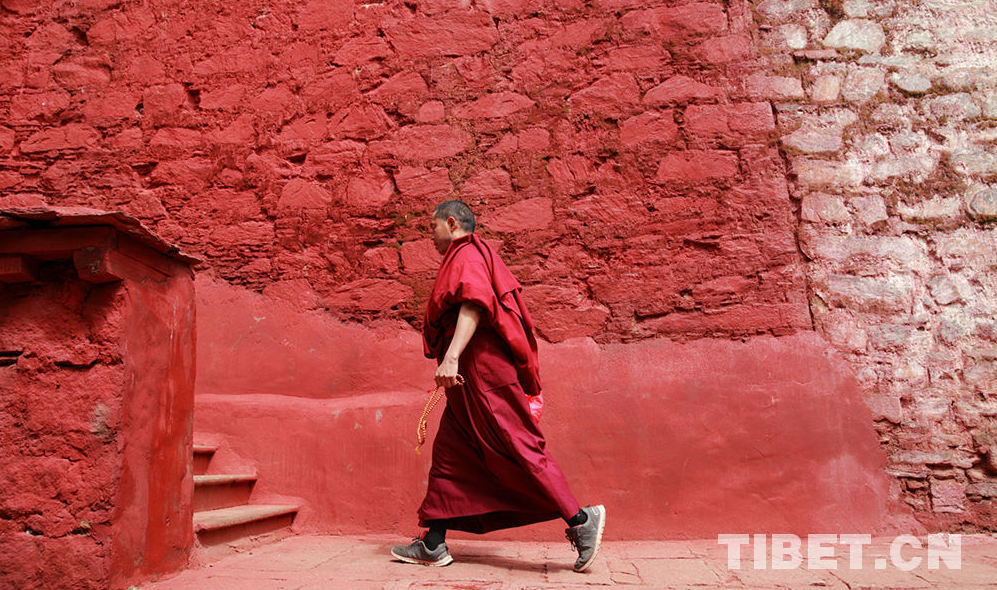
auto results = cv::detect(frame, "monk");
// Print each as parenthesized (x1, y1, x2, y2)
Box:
(391, 200, 605, 572)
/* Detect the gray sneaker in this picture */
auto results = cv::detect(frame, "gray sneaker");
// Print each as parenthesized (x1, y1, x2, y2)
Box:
(391, 536, 454, 567)
(565, 504, 606, 572)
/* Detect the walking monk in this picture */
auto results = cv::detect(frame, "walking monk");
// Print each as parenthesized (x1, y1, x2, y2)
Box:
(391, 200, 605, 571)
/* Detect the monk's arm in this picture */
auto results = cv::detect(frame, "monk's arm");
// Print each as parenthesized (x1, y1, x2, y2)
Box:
(435, 302, 485, 388)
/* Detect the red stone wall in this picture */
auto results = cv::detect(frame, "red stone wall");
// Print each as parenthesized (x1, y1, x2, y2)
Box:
(0, 250, 196, 590)
(1, 264, 122, 590)
(0, 0, 809, 343)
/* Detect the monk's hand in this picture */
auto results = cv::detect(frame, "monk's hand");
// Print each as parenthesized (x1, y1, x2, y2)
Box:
(435, 355, 460, 388)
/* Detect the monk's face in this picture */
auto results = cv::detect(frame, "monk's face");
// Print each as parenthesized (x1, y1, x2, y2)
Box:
(430, 215, 455, 255)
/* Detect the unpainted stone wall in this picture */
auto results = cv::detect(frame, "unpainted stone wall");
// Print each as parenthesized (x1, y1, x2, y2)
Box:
(750, 0, 997, 529)
(0, 0, 808, 344)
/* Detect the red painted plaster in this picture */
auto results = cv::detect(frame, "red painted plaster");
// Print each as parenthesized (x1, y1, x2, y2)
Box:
(195, 280, 915, 540)
(0, 210, 196, 590)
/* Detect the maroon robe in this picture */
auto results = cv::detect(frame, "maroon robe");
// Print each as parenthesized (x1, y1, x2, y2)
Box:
(419, 234, 580, 533)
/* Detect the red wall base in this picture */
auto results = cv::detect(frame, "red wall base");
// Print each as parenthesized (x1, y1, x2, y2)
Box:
(195, 278, 917, 540)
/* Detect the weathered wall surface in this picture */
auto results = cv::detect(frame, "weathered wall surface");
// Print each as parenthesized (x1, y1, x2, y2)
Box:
(0, 222, 196, 589)
(2, 0, 995, 534)
(0, 265, 122, 590)
(195, 279, 905, 539)
(0, 0, 808, 343)
(749, 0, 997, 529)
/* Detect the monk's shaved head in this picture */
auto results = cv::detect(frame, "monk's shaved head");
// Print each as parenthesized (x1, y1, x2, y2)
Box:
(434, 200, 476, 233)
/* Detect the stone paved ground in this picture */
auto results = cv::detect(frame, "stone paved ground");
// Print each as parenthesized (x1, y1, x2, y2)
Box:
(139, 534, 997, 589)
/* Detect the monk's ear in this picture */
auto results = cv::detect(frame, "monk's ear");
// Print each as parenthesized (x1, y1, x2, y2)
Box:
(446, 216, 459, 232)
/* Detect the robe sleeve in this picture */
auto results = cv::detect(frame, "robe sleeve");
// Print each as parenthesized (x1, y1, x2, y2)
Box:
(444, 257, 500, 325)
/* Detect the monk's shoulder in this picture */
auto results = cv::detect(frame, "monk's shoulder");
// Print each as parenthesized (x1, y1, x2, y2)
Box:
(449, 243, 488, 270)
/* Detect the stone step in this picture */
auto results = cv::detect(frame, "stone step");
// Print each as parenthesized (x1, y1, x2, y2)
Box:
(193, 504, 298, 548)
(192, 444, 217, 476)
(192, 474, 256, 512)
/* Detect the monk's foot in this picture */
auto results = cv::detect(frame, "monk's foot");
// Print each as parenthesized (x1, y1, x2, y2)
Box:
(565, 504, 606, 572)
(390, 536, 454, 567)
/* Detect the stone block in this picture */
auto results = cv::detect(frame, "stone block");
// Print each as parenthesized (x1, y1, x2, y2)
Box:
(934, 228, 997, 269)
(366, 71, 429, 112)
(9, 90, 71, 122)
(279, 179, 334, 212)
(780, 24, 808, 49)
(963, 358, 997, 390)
(850, 195, 888, 226)
(930, 479, 966, 513)
(199, 84, 246, 111)
(568, 74, 641, 119)
(984, 94, 997, 120)
(793, 158, 864, 187)
(400, 240, 439, 273)
(326, 278, 414, 311)
(891, 72, 932, 94)
(594, 45, 670, 74)
(897, 197, 963, 225)
(964, 184, 997, 221)
(866, 395, 903, 423)
(925, 93, 982, 122)
(453, 92, 534, 119)
(655, 150, 739, 183)
(52, 62, 111, 90)
(695, 34, 753, 64)
(746, 73, 805, 100)
(822, 19, 886, 53)
(20, 124, 100, 154)
(619, 3, 728, 40)
(820, 273, 915, 313)
(483, 197, 554, 232)
(967, 482, 997, 498)
(801, 194, 850, 223)
(383, 12, 498, 59)
(522, 284, 610, 342)
(82, 91, 141, 127)
(345, 166, 394, 214)
(462, 168, 513, 200)
(361, 247, 399, 275)
(756, 0, 817, 21)
(328, 104, 395, 140)
(782, 125, 844, 154)
(415, 100, 446, 123)
(927, 274, 972, 305)
(810, 75, 841, 102)
(842, 67, 885, 101)
(685, 102, 774, 147)
(620, 111, 680, 148)
(0, 126, 15, 155)
(950, 148, 997, 176)
(393, 166, 452, 199)
(643, 75, 722, 106)
(369, 125, 472, 162)
(142, 84, 190, 126)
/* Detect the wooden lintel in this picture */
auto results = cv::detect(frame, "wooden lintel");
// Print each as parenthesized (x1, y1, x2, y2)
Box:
(73, 244, 170, 284)
(0, 227, 114, 260)
(0, 254, 39, 283)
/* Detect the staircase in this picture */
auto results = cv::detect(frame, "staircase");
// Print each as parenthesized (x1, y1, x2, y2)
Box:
(192, 442, 299, 551)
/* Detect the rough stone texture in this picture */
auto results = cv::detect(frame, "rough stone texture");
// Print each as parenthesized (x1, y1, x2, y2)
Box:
(0, 0, 806, 346)
(0, 211, 196, 590)
(2, 0, 995, 539)
(755, 0, 997, 532)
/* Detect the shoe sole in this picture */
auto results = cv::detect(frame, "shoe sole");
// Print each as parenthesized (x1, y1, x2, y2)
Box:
(574, 504, 606, 572)
(390, 547, 454, 567)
